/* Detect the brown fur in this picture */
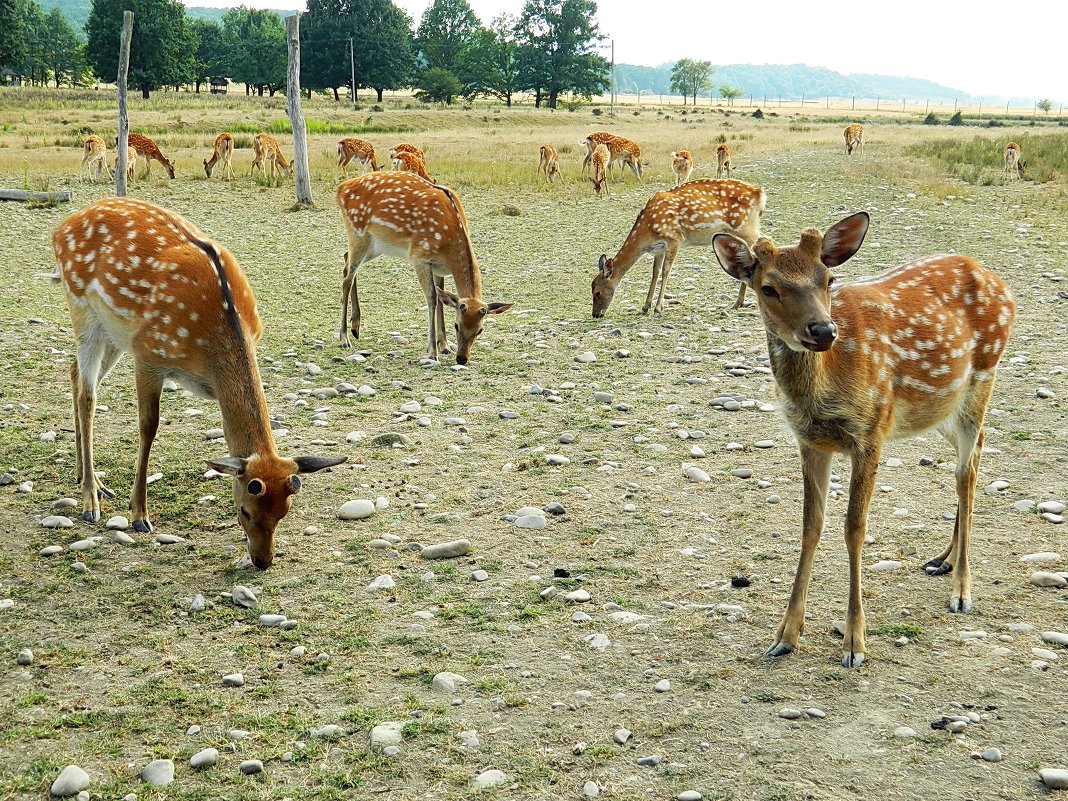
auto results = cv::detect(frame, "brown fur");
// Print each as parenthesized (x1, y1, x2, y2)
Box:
(338, 137, 379, 173)
(123, 133, 176, 178)
(391, 150, 433, 182)
(844, 124, 864, 156)
(537, 144, 560, 183)
(252, 133, 293, 180)
(671, 150, 693, 186)
(80, 136, 111, 182)
(204, 132, 235, 180)
(716, 143, 733, 178)
(582, 131, 644, 180)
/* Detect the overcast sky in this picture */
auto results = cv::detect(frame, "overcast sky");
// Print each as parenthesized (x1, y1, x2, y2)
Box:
(196, 0, 1068, 101)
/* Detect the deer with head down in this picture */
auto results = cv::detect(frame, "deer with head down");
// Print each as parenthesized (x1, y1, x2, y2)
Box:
(712, 212, 1015, 667)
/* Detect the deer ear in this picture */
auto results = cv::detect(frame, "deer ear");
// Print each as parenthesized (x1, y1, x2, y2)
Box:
(598, 254, 612, 277)
(484, 302, 513, 315)
(713, 233, 757, 283)
(206, 456, 248, 476)
(821, 212, 869, 267)
(435, 287, 460, 309)
(292, 455, 347, 474)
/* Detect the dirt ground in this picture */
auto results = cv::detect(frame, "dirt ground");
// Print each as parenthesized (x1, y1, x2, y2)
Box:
(0, 106, 1066, 801)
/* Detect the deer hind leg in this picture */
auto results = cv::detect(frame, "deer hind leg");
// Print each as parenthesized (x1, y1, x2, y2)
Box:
(433, 275, 451, 354)
(767, 446, 832, 658)
(71, 333, 121, 522)
(339, 236, 372, 347)
(130, 369, 163, 533)
(640, 254, 664, 315)
(733, 281, 747, 309)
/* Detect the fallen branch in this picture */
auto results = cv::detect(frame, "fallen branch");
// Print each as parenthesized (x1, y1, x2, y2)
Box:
(0, 189, 74, 203)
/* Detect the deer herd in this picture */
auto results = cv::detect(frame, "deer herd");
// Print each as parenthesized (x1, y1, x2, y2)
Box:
(57, 119, 1022, 668)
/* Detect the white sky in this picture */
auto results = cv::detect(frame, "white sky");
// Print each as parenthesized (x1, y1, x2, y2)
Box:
(191, 0, 1068, 101)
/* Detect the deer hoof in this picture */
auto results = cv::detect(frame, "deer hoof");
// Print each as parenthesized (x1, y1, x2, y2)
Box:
(98, 485, 116, 500)
(133, 519, 153, 534)
(841, 650, 865, 669)
(764, 642, 795, 658)
(83, 509, 100, 524)
(949, 597, 972, 614)
(923, 558, 952, 576)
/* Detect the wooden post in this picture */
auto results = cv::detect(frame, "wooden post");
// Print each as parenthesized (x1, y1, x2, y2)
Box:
(0, 188, 74, 202)
(115, 10, 133, 197)
(286, 14, 313, 207)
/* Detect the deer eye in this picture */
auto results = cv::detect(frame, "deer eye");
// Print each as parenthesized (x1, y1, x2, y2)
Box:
(247, 479, 265, 496)
(761, 285, 780, 300)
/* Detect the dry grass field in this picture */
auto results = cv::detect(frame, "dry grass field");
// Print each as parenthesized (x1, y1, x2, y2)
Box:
(0, 90, 1066, 801)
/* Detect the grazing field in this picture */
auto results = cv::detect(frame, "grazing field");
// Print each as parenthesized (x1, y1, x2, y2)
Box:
(1, 91, 1067, 801)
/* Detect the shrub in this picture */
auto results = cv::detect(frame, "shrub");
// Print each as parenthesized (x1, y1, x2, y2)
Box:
(591, 107, 602, 116)
(948, 111, 963, 126)
(751, 108, 764, 119)
(923, 112, 939, 125)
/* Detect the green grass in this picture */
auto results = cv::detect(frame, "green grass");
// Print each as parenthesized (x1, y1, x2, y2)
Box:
(908, 131, 1068, 184)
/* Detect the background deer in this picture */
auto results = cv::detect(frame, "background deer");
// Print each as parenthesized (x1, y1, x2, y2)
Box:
(592, 179, 765, 317)
(53, 197, 345, 568)
(80, 136, 111, 182)
(203, 132, 235, 180)
(671, 150, 693, 186)
(712, 212, 1015, 668)
(336, 171, 512, 364)
(582, 131, 644, 180)
(252, 133, 293, 181)
(716, 143, 733, 178)
(537, 144, 560, 183)
(338, 137, 380, 174)
(390, 143, 425, 161)
(112, 144, 136, 182)
(844, 123, 864, 156)
(122, 133, 176, 178)
(589, 143, 610, 196)
(392, 149, 433, 182)
(1004, 142, 1023, 179)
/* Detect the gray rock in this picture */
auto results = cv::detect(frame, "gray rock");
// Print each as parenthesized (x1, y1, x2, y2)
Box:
(894, 726, 917, 739)
(68, 539, 96, 551)
(17, 648, 33, 665)
(258, 614, 287, 627)
(312, 724, 344, 739)
(980, 747, 1003, 762)
(473, 769, 507, 790)
(155, 534, 185, 544)
(1041, 631, 1068, 647)
(1040, 769, 1068, 790)
(1021, 551, 1060, 563)
(221, 673, 245, 687)
(1038, 500, 1066, 515)
(431, 671, 467, 693)
(142, 759, 174, 787)
(678, 793, 703, 801)
(635, 755, 662, 767)
(514, 514, 547, 530)
(239, 760, 263, 775)
(684, 466, 710, 483)
(231, 585, 258, 608)
(574, 351, 597, 363)
(40, 515, 74, 529)
(421, 539, 471, 559)
(369, 721, 404, 750)
(370, 432, 412, 447)
(1030, 572, 1067, 588)
(653, 679, 671, 693)
(190, 748, 219, 769)
(470, 569, 489, 582)
(613, 728, 632, 745)
(778, 708, 802, 719)
(50, 765, 90, 797)
(105, 516, 129, 530)
(39, 545, 65, 557)
(338, 499, 375, 520)
(583, 780, 601, 798)
(366, 574, 395, 591)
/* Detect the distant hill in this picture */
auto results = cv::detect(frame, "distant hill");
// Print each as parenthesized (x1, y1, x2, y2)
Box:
(615, 62, 978, 104)
(36, 0, 295, 33)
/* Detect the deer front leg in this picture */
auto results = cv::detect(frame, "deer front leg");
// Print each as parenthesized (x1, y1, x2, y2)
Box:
(416, 266, 440, 362)
(840, 443, 883, 668)
(947, 420, 985, 612)
(652, 244, 679, 315)
(767, 446, 831, 658)
(641, 254, 663, 314)
(130, 370, 163, 533)
(733, 281, 747, 309)
(433, 275, 451, 354)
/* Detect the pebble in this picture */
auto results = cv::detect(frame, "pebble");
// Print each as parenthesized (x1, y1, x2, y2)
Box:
(473, 769, 507, 790)
(105, 516, 129, 530)
(190, 748, 218, 769)
(370, 432, 412, 447)
(514, 514, 547, 529)
(155, 534, 185, 544)
(40, 545, 64, 557)
(685, 466, 710, 483)
(1039, 501, 1066, 515)
(68, 539, 96, 551)
(1040, 769, 1068, 790)
(258, 614, 287, 627)
(367, 574, 395, 591)
(565, 589, 592, 603)
(980, 747, 1003, 763)
(239, 760, 263, 775)
(574, 351, 597, 363)
(1042, 631, 1068, 647)
(635, 755, 662, 767)
(17, 648, 32, 665)
(754, 439, 775, 448)
(231, 585, 258, 608)
(1021, 551, 1061, 564)
(431, 671, 467, 693)
(585, 633, 611, 650)
(613, 728, 632, 745)
(654, 679, 671, 692)
(894, 726, 917, 739)
(1030, 572, 1067, 588)
(546, 454, 571, 466)
(471, 570, 489, 582)
(142, 759, 175, 787)
(583, 780, 601, 798)
(778, 708, 802, 719)
(870, 560, 902, 572)
(50, 765, 90, 797)
(369, 721, 404, 750)
(221, 673, 245, 687)
(313, 724, 344, 739)
(112, 532, 135, 545)
(338, 499, 376, 520)
(678, 793, 703, 801)
(40, 515, 74, 529)
(421, 539, 471, 559)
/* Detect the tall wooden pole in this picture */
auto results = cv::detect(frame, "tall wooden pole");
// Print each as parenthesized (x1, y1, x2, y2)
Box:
(115, 10, 133, 197)
(286, 14, 312, 207)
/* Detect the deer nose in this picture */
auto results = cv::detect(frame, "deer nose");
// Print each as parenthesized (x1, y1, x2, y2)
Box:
(807, 321, 837, 347)
(456, 354, 468, 366)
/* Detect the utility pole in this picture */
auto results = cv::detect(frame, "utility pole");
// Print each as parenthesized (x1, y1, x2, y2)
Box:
(349, 37, 356, 107)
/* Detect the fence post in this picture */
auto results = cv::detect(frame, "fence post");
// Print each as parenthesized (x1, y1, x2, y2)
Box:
(115, 10, 133, 197)
(285, 14, 313, 207)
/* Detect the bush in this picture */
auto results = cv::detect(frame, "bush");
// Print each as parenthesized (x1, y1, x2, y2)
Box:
(948, 111, 964, 126)
(751, 108, 764, 119)
(591, 107, 602, 116)
(923, 112, 939, 125)
(986, 119, 1005, 127)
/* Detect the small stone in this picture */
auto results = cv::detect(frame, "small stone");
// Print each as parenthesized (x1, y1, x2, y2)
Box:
(470, 569, 489, 582)
(17, 648, 33, 665)
(685, 466, 710, 483)
(473, 769, 507, 790)
(1041, 631, 1068, 647)
(653, 679, 671, 692)
(778, 708, 802, 719)
(514, 514, 547, 530)
(805, 708, 826, 719)
(421, 539, 471, 559)
(313, 724, 344, 739)
(431, 671, 467, 693)
(366, 574, 395, 591)
(1030, 572, 1067, 588)
(155, 533, 185, 544)
(50, 765, 90, 797)
(338, 499, 376, 520)
(546, 454, 571, 466)
(1038, 500, 1066, 515)
(894, 726, 917, 739)
(574, 351, 597, 363)
(105, 516, 129, 530)
(39, 545, 64, 557)
(635, 755, 662, 767)
(754, 439, 775, 448)
(221, 673, 245, 687)
(142, 759, 175, 787)
(369, 721, 404, 750)
(980, 747, 1003, 763)
(565, 589, 591, 603)
(1021, 551, 1061, 564)
(239, 760, 263, 775)
(613, 728, 632, 745)
(678, 792, 703, 801)
(231, 585, 258, 608)
(258, 614, 287, 627)
(870, 560, 903, 572)
(1040, 769, 1068, 790)
(583, 780, 601, 798)
(40, 515, 75, 529)
(190, 748, 219, 769)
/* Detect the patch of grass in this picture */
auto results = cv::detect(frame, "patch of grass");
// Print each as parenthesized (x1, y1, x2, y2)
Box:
(908, 132, 1068, 184)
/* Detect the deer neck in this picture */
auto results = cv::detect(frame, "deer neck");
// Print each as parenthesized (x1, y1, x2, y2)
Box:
(609, 219, 653, 284)
(211, 341, 277, 460)
(766, 333, 831, 405)
(449, 231, 483, 300)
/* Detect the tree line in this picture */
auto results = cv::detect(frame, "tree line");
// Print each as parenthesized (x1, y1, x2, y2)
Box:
(0, 0, 612, 107)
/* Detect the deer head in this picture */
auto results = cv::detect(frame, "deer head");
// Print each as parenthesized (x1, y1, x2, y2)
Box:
(435, 288, 513, 365)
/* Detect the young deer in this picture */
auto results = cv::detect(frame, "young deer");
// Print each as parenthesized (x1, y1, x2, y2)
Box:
(582, 131, 644, 180)
(336, 171, 512, 364)
(592, 179, 765, 317)
(589, 143, 610, 197)
(716, 143, 733, 178)
(123, 133, 176, 178)
(392, 150, 434, 182)
(844, 123, 864, 156)
(671, 150, 693, 186)
(112, 145, 137, 182)
(390, 143, 425, 162)
(338, 137, 380, 174)
(80, 136, 111, 182)
(53, 198, 345, 568)
(712, 212, 1015, 667)
(537, 144, 560, 183)
(252, 133, 293, 181)
(203, 132, 235, 180)
(1004, 142, 1022, 179)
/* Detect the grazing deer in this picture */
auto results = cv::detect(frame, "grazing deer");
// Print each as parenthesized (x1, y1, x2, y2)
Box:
(335, 171, 512, 363)
(716, 143, 733, 178)
(582, 131, 644, 180)
(251, 133, 293, 181)
(712, 212, 1015, 667)
(120, 133, 176, 179)
(338, 137, 380, 174)
(592, 179, 765, 317)
(53, 198, 345, 568)
(1004, 142, 1022, 179)
(844, 123, 864, 156)
(589, 143, 610, 197)
(390, 143, 425, 161)
(80, 136, 111, 182)
(537, 144, 561, 183)
(671, 150, 693, 186)
(203, 132, 235, 180)
(112, 145, 137, 182)
(392, 150, 434, 182)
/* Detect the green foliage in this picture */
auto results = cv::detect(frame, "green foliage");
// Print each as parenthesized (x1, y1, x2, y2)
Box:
(41, 7, 86, 87)
(190, 17, 225, 92)
(1037, 98, 1053, 114)
(908, 133, 1067, 184)
(414, 66, 463, 104)
(461, 13, 519, 106)
(670, 58, 713, 105)
(0, 0, 24, 67)
(85, 0, 196, 98)
(718, 83, 743, 105)
(221, 6, 287, 95)
(923, 112, 939, 125)
(948, 110, 963, 125)
(415, 0, 479, 74)
(514, 0, 610, 109)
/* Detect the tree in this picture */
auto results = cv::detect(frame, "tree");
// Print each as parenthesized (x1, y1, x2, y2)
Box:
(301, 0, 413, 102)
(670, 58, 713, 106)
(462, 13, 520, 105)
(42, 8, 85, 87)
(718, 84, 743, 106)
(514, 0, 609, 109)
(0, 0, 25, 69)
(86, 0, 196, 98)
(13, 0, 45, 84)
(222, 7, 286, 96)
(416, 0, 479, 74)
(415, 66, 463, 104)
(191, 18, 226, 93)
(1037, 98, 1053, 114)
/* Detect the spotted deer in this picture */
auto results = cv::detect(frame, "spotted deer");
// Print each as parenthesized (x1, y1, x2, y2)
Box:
(582, 131, 644, 180)
(53, 198, 345, 568)
(203, 132, 235, 180)
(122, 133, 176, 178)
(589, 143, 610, 197)
(112, 144, 136, 182)
(251, 133, 293, 181)
(392, 150, 433, 182)
(537, 144, 560, 183)
(389, 143, 425, 162)
(716, 143, 733, 178)
(592, 179, 765, 317)
(1004, 142, 1022, 179)
(80, 136, 111, 182)
(338, 137, 380, 174)
(712, 212, 1015, 667)
(336, 171, 512, 364)
(671, 150, 693, 186)
(844, 123, 864, 156)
